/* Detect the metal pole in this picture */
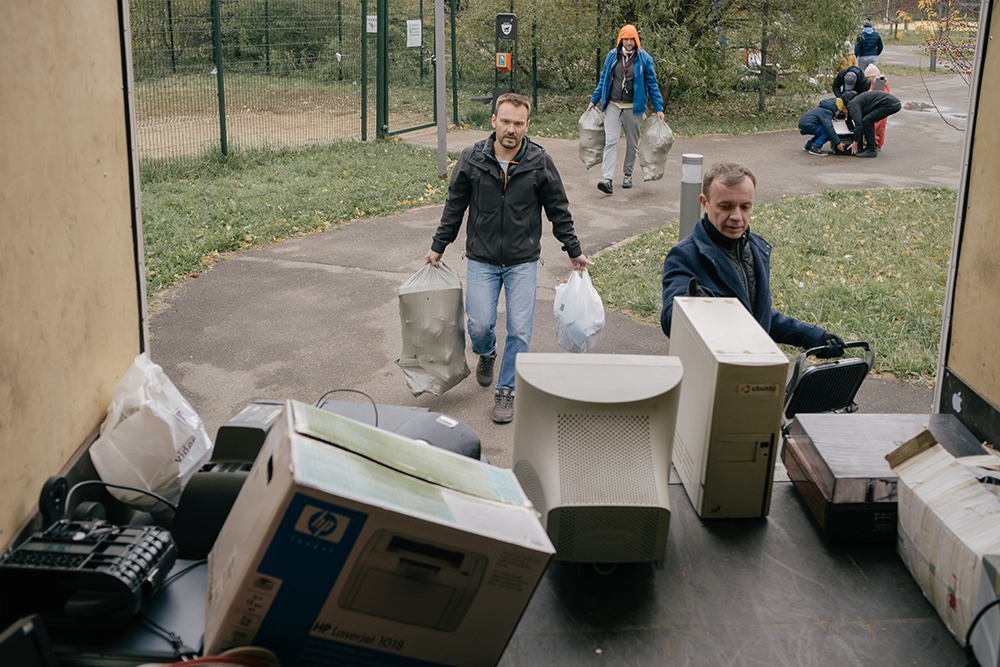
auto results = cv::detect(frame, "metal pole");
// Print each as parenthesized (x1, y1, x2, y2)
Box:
(435, 0, 447, 178)
(362, 0, 368, 141)
(377, 0, 388, 138)
(265, 0, 270, 74)
(167, 0, 177, 74)
(338, 0, 343, 80)
(595, 0, 601, 83)
(531, 21, 537, 111)
(450, 0, 458, 125)
(212, 0, 228, 155)
(679, 154, 703, 239)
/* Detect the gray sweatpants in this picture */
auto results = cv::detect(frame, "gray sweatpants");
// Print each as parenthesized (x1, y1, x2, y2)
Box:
(602, 104, 643, 182)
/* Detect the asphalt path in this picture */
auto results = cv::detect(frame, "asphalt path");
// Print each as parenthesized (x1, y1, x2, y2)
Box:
(150, 49, 969, 467)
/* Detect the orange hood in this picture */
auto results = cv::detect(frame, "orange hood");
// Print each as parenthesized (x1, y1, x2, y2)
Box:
(617, 24, 640, 52)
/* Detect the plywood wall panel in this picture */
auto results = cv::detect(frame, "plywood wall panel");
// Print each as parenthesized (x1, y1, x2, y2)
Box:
(0, 0, 142, 547)
(948, 6, 1000, 408)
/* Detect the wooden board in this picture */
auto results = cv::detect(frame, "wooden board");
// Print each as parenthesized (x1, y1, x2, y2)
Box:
(947, 3, 1000, 415)
(0, 0, 143, 547)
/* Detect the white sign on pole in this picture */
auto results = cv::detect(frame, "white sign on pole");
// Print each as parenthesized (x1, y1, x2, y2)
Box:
(366, 15, 377, 33)
(406, 20, 422, 48)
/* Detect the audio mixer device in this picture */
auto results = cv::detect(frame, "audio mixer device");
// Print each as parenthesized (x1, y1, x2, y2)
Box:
(0, 519, 177, 629)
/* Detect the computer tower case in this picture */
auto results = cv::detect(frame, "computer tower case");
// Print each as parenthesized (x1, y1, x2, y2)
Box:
(669, 297, 788, 518)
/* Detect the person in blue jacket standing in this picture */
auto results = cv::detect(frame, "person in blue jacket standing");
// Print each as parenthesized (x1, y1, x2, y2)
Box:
(798, 98, 847, 156)
(855, 20, 883, 71)
(660, 162, 845, 356)
(588, 24, 665, 195)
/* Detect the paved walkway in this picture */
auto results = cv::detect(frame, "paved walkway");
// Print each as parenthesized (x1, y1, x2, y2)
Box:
(150, 52, 969, 467)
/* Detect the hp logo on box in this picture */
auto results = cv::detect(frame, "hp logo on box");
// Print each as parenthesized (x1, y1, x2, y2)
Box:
(294, 505, 350, 543)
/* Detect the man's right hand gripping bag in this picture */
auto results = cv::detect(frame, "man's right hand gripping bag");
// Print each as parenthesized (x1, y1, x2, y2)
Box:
(637, 117, 675, 181)
(396, 261, 471, 396)
(578, 106, 605, 169)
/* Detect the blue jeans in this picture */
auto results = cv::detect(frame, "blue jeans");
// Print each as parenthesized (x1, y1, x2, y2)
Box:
(465, 259, 538, 392)
(810, 128, 829, 149)
(858, 55, 878, 72)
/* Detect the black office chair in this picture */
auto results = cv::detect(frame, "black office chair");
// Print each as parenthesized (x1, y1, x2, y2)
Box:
(782, 341, 874, 435)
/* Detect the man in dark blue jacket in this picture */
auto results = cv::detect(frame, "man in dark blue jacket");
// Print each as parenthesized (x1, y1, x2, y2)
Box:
(798, 98, 847, 155)
(426, 93, 592, 423)
(660, 163, 844, 354)
(855, 20, 884, 71)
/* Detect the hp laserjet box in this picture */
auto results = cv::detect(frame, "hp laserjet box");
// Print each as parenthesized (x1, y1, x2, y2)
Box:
(205, 400, 553, 667)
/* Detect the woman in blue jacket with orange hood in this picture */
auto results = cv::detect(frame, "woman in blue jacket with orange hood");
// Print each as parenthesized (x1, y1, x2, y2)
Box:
(588, 24, 665, 195)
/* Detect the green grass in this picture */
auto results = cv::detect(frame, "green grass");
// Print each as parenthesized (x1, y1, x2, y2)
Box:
(140, 141, 452, 295)
(890, 28, 972, 46)
(588, 187, 956, 383)
(876, 63, 955, 77)
(463, 93, 814, 140)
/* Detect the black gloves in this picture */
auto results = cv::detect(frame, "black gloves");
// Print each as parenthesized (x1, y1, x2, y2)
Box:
(812, 332, 845, 359)
(687, 277, 709, 297)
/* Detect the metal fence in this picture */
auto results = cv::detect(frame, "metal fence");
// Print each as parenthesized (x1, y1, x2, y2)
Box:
(131, 0, 390, 169)
(129, 0, 611, 169)
(129, 0, 425, 169)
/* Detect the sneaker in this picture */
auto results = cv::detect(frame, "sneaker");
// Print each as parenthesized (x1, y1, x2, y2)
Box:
(597, 179, 613, 194)
(803, 143, 812, 152)
(492, 387, 514, 424)
(807, 146, 826, 156)
(856, 148, 878, 158)
(476, 353, 496, 387)
(622, 173, 633, 189)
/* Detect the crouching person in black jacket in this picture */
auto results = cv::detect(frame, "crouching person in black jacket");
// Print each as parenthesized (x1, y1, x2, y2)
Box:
(846, 90, 902, 157)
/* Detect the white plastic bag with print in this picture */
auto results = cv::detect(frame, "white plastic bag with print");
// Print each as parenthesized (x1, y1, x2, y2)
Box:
(578, 106, 606, 169)
(553, 268, 606, 353)
(637, 117, 675, 181)
(396, 261, 471, 396)
(89, 353, 213, 512)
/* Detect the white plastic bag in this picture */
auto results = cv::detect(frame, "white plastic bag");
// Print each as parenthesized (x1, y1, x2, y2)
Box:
(89, 353, 213, 511)
(637, 117, 675, 182)
(553, 268, 606, 353)
(578, 106, 606, 169)
(396, 261, 471, 396)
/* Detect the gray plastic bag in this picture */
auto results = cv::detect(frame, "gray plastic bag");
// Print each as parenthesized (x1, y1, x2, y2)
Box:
(396, 261, 471, 397)
(637, 117, 675, 182)
(578, 106, 605, 169)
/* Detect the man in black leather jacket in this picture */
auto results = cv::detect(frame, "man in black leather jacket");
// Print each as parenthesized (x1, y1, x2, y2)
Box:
(425, 93, 592, 423)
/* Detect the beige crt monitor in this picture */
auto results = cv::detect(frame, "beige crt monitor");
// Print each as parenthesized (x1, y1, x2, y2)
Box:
(669, 297, 789, 519)
(512, 354, 683, 569)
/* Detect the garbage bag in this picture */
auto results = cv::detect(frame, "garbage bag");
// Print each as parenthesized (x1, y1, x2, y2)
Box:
(553, 268, 605, 353)
(90, 353, 214, 512)
(637, 117, 675, 182)
(578, 106, 605, 169)
(396, 261, 471, 396)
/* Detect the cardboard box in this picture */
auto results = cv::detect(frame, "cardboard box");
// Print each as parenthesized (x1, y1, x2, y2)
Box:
(887, 429, 1000, 645)
(205, 400, 554, 666)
